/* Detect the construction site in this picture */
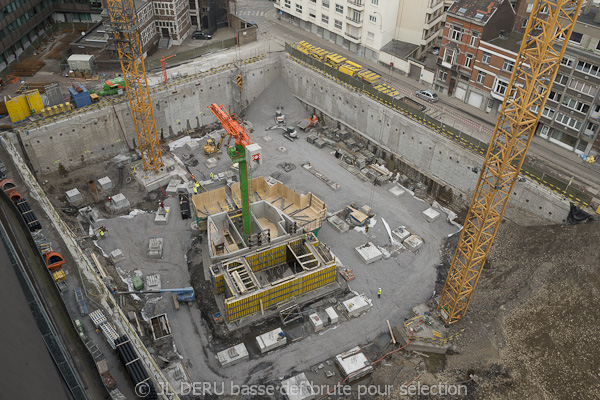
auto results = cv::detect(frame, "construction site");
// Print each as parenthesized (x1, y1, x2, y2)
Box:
(1, 1, 599, 400)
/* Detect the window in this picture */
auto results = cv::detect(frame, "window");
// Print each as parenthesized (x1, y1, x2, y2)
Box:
(502, 60, 515, 72)
(322, 15, 329, 24)
(585, 121, 598, 137)
(335, 3, 343, 13)
(569, 32, 583, 44)
(476, 71, 486, 84)
(555, 113, 583, 130)
(296, 4, 302, 12)
(576, 61, 600, 77)
(521, 18, 528, 29)
(322, 1, 329, 8)
(310, 0, 316, 2)
(309, 10, 316, 18)
(541, 107, 555, 118)
(562, 96, 590, 113)
(541, 5, 548, 14)
(549, 129, 577, 146)
(560, 55, 575, 67)
(493, 79, 508, 95)
(482, 52, 491, 64)
(369, 14, 376, 22)
(371, 0, 378, 4)
(334, 19, 342, 29)
(450, 26, 463, 42)
(555, 73, 569, 85)
(437, 69, 448, 82)
(444, 49, 455, 65)
(465, 54, 473, 68)
(526, 4, 533, 12)
(547, 90, 562, 102)
(569, 78, 595, 95)
(470, 31, 479, 46)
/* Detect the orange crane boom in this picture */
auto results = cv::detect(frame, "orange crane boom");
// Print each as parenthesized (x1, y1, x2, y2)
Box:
(438, 0, 584, 324)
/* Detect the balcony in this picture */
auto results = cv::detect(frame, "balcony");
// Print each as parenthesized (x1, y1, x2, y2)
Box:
(347, 0, 364, 10)
(426, 0, 444, 13)
(345, 31, 361, 43)
(346, 16, 362, 26)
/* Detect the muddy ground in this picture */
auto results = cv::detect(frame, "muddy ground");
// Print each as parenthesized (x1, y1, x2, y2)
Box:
(370, 219, 600, 400)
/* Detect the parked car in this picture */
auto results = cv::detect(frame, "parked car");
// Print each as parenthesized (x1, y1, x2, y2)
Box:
(192, 31, 212, 40)
(415, 90, 439, 103)
(431, 46, 440, 55)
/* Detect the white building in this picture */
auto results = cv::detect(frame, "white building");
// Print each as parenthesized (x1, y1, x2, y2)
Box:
(275, 0, 444, 61)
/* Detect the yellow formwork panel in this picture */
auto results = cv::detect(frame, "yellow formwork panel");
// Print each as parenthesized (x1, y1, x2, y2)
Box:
(25, 90, 44, 113)
(6, 95, 31, 123)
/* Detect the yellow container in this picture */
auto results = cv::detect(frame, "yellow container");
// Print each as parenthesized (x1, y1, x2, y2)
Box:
(325, 53, 347, 68)
(358, 69, 381, 84)
(339, 62, 363, 77)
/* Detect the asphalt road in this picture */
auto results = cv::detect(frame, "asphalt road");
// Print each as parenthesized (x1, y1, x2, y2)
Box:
(0, 225, 73, 400)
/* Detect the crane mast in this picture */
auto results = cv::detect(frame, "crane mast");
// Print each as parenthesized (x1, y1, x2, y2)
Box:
(106, 0, 163, 173)
(438, 0, 584, 324)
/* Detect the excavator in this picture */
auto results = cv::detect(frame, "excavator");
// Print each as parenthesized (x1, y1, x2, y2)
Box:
(204, 132, 232, 156)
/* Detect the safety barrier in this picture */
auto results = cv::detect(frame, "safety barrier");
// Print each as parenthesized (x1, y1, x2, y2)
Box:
(285, 43, 592, 207)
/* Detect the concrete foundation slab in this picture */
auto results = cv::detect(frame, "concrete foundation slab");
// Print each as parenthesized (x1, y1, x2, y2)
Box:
(256, 328, 287, 353)
(423, 208, 440, 222)
(342, 295, 371, 318)
(148, 237, 164, 259)
(97, 177, 113, 190)
(186, 140, 200, 151)
(281, 372, 316, 400)
(405, 235, 424, 253)
(335, 346, 373, 382)
(389, 185, 405, 197)
(154, 207, 171, 225)
(309, 313, 324, 332)
(146, 274, 161, 291)
(109, 249, 125, 263)
(216, 343, 249, 367)
(66, 188, 83, 205)
(166, 179, 181, 195)
(131, 159, 182, 192)
(325, 307, 338, 325)
(205, 158, 218, 169)
(112, 193, 129, 207)
(355, 242, 383, 264)
(392, 226, 411, 243)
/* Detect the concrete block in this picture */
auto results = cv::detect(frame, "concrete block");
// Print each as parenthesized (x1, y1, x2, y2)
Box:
(335, 346, 373, 382)
(154, 207, 171, 225)
(309, 313, 323, 332)
(405, 234, 424, 253)
(97, 177, 113, 190)
(281, 373, 316, 400)
(112, 193, 128, 207)
(328, 215, 349, 233)
(217, 343, 249, 367)
(392, 226, 411, 243)
(146, 274, 161, 291)
(186, 140, 200, 151)
(389, 185, 405, 197)
(66, 188, 83, 204)
(423, 207, 440, 222)
(256, 328, 287, 353)
(205, 157, 218, 169)
(325, 307, 338, 325)
(342, 295, 371, 318)
(109, 249, 125, 263)
(148, 237, 164, 259)
(355, 242, 383, 264)
(165, 179, 181, 195)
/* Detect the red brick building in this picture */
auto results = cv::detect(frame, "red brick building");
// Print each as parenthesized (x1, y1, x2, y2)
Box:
(435, 0, 515, 97)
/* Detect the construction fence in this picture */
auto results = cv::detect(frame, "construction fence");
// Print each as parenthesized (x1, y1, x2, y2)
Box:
(145, 37, 237, 71)
(285, 43, 592, 207)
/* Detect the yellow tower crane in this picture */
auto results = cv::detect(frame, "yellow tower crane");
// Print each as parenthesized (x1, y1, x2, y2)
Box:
(438, 0, 584, 325)
(106, 0, 163, 173)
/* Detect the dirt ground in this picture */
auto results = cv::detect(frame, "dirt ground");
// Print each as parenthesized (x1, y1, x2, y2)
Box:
(369, 219, 600, 400)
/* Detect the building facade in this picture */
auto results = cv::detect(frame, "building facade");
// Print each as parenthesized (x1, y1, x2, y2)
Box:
(434, 0, 515, 96)
(274, 0, 443, 61)
(151, 0, 191, 43)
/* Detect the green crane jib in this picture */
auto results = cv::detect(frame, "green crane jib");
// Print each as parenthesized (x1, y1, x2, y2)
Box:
(207, 103, 261, 244)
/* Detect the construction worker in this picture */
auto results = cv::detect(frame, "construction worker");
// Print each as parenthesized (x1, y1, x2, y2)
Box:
(377, 288, 382, 298)
(210, 172, 214, 180)
(99, 228, 105, 239)
(193, 186, 198, 195)
(194, 181, 200, 189)
(365, 225, 369, 234)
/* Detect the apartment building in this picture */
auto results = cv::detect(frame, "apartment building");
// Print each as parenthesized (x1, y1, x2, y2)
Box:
(189, 0, 229, 32)
(152, 0, 191, 43)
(434, 0, 514, 96)
(0, 0, 104, 72)
(274, 0, 443, 61)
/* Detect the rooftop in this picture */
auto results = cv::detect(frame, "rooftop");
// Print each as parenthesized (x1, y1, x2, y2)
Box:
(448, 0, 500, 24)
(380, 40, 418, 60)
(488, 31, 524, 54)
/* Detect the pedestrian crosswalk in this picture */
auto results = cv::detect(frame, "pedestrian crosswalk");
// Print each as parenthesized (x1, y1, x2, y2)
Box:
(238, 10, 267, 17)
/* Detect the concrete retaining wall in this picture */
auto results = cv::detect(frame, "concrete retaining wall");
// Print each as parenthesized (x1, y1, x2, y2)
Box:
(281, 57, 569, 225)
(14, 55, 280, 174)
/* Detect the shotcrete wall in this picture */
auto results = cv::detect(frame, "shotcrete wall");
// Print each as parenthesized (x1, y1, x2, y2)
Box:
(281, 57, 569, 225)
(15, 56, 280, 174)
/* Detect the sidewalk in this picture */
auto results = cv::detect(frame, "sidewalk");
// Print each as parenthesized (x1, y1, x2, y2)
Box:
(264, 10, 600, 196)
